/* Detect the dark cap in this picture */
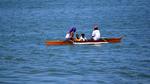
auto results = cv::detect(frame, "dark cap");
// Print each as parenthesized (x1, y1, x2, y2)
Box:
(94, 25, 99, 30)
(69, 27, 76, 33)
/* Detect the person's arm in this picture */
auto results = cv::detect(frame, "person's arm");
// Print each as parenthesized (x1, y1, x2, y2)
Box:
(92, 31, 95, 37)
(70, 32, 74, 38)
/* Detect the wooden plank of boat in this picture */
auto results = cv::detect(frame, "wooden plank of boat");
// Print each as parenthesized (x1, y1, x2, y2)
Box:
(45, 37, 122, 46)
(74, 37, 121, 45)
(45, 40, 73, 45)
(73, 41, 108, 45)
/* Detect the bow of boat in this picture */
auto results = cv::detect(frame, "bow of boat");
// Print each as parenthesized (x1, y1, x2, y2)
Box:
(45, 40, 73, 46)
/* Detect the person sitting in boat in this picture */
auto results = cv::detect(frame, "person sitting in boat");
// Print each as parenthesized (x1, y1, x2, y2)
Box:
(80, 33, 87, 41)
(75, 33, 80, 41)
(65, 27, 76, 40)
(92, 25, 101, 40)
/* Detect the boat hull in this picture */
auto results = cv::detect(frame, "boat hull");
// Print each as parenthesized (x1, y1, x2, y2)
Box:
(45, 40, 73, 45)
(45, 37, 122, 46)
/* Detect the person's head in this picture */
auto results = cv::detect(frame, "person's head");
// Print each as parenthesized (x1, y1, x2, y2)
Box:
(94, 27, 98, 30)
(81, 33, 85, 38)
(76, 34, 79, 39)
(69, 27, 76, 33)
(72, 27, 76, 32)
(93, 25, 99, 30)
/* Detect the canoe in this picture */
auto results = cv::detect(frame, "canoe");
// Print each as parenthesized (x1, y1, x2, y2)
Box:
(45, 37, 123, 46)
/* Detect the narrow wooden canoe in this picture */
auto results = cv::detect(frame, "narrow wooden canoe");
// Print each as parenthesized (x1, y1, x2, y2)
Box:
(45, 37, 123, 46)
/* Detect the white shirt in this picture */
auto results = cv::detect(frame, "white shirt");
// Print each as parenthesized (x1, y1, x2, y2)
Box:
(92, 30, 100, 40)
(80, 36, 87, 41)
(65, 33, 70, 39)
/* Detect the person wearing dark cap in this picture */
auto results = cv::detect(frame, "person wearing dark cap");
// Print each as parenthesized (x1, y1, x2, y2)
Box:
(65, 27, 76, 40)
(92, 25, 101, 40)
(75, 33, 80, 41)
(80, 33, 87, 41)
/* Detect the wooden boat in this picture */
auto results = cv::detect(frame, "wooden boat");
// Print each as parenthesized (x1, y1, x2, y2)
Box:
(45, 37, 123, 46)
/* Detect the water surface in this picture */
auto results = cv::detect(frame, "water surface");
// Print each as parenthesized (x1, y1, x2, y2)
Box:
(0, 0, 150, 84)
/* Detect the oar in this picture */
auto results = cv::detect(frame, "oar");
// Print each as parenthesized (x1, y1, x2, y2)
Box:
(101, 38, 107, 42)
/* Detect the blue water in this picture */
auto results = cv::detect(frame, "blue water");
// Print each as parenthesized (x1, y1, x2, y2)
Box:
(0, 0, 150, 84)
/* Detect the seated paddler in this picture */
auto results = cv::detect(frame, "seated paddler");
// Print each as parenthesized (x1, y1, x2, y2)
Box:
(80, 33, 87, 41)
(75, 33, 80, 41)
(92, 25, 101, 40)
(65, 27, 76, 40)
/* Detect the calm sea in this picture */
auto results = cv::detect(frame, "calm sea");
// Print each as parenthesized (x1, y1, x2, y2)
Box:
(0, 0, 150, 84)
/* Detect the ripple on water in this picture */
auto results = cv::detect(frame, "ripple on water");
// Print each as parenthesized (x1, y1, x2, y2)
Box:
(0, 55, 26, 63)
